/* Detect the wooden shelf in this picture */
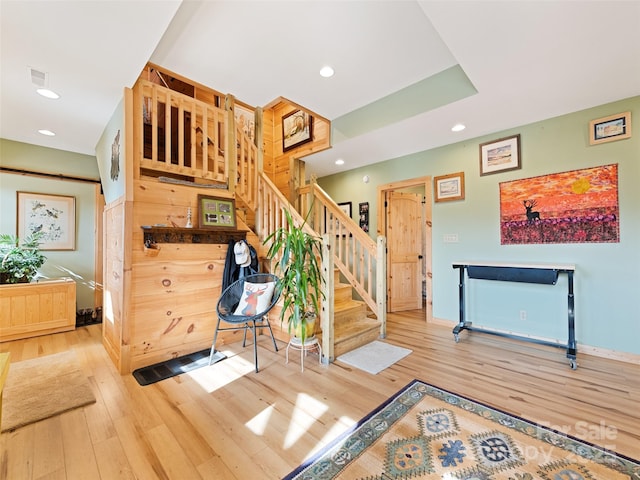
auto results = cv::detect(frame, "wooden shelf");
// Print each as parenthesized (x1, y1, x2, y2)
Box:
(141, 226, 247, 245)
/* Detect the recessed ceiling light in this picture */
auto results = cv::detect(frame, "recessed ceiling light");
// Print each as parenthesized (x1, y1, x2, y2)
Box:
(320, 65, 334, 78)
(38, 129, 55, 136)
(335, 159, 344, 165)
(451, 123, 466, 132)
(36, 88, 60, 99)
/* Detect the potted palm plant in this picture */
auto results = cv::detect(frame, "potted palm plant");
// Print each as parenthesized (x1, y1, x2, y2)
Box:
(0, 233, 46, 284)
(264, 208, 324, 343)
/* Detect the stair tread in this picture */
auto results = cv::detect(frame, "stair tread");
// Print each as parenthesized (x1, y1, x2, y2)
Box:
(334, 299, 366, 310)
(334, 318, 380, 338)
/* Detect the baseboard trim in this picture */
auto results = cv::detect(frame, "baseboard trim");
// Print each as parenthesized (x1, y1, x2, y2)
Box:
(430, 317, 640, 366)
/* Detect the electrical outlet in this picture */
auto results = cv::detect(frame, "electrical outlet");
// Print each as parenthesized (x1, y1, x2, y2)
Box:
(519, 310, 527, 321)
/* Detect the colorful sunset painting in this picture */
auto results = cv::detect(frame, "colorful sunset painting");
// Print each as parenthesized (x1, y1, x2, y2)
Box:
(499, 164, 619, 244)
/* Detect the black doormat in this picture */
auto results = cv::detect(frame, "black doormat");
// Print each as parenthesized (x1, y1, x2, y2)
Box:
(132, 348, 224, 386)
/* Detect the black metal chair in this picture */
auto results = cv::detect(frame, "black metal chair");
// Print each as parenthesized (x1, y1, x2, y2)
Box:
(209, 273, 281, 373)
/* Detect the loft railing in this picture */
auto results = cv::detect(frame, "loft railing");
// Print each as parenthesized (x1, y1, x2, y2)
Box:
(132, 80, 259, 211)
(133, 79, 228, 182)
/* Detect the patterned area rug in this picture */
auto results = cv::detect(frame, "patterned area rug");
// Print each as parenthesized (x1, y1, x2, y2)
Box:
(284, 380, 639, 479)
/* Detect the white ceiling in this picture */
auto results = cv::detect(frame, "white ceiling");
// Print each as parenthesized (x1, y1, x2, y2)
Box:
(2, 1, 639, 179)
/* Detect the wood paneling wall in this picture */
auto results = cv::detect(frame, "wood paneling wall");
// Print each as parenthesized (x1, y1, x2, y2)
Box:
(267, 99, 331, 202)
(104, 66, 333, 373)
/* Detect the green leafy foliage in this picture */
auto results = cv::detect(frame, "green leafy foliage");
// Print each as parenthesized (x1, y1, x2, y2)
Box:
(264, 208, 324, 343)
(0, 233, 46, 284)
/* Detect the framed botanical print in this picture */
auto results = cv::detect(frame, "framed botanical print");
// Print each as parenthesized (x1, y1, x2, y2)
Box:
(17, 192, 76, 250)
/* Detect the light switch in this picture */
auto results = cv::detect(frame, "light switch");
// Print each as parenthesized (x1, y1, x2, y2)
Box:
(443, 234, 458, 243)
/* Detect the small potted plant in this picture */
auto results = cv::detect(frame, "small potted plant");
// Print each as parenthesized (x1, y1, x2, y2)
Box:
(0, 233, 46, 284)
(264, 208, 324, 343)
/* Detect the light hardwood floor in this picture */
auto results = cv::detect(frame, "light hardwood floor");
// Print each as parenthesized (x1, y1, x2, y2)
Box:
(1, 310, 639, 479)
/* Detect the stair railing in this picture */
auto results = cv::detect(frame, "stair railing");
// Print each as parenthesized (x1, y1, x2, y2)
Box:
(299, 182, 387, 338)
(256, 173, 343, 359)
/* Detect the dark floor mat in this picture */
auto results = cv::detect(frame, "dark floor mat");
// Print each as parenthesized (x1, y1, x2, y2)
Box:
(132, 348, 224, 386)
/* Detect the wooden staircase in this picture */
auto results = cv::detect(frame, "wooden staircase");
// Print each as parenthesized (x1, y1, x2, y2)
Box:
(332, 269, 380, 357)
(268, 269, 380, 358)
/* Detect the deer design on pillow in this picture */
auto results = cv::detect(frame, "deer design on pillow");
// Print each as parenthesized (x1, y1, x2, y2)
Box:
(241, 284, 269, 316)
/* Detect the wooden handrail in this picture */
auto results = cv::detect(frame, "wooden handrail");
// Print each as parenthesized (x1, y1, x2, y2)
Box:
(299, 182, 387, 335)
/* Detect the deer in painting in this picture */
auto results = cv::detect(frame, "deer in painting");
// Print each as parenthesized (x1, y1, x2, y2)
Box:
(523, 200, 541, 223)
(241, 284, 268, 316)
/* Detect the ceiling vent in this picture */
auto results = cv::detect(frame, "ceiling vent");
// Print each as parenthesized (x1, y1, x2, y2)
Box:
(29, 67, 48, 88)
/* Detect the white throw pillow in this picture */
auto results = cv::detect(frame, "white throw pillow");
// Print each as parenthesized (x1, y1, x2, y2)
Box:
(233, 281, 276, 316)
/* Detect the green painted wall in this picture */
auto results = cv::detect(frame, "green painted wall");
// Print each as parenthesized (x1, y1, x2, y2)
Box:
(319, 96, 640, 355)
(0, 139, 100, 309)
(96, 97, 126, 204)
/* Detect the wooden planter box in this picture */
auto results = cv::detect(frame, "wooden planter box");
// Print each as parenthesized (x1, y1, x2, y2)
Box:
(0, 278, 76, 342)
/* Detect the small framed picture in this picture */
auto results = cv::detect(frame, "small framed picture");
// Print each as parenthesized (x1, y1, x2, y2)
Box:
(282, 109, 313, 152)
(589, 111, 631, 145)
(479, 134, 521, 176)
(359, 202, 369, 233)
(434, 172, 465, 203)
(197, 195, 236, 229)
(17, 192, 76, 250)
(338, 201, 352, 218)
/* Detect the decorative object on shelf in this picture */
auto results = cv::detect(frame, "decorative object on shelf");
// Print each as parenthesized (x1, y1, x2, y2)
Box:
(479, 134, 521, 176)
(434, 172, 465, 202)
(265, 208, 324, 344)
(359, 202, 369, 232)
(0, 233, 46, 284)
(282, 109, 313, 152)
(185, 206, 193, 228)
(499, 163, 619, 244)
(197, 195, 237, 229)
(17, 192, 76, 250)
(589, 111, 631, 145)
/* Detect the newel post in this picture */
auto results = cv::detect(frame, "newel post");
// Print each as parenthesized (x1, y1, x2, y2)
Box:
(225, 94, 237, 193)
(377, 235, 387, 338)
(321, 233, 334, 363)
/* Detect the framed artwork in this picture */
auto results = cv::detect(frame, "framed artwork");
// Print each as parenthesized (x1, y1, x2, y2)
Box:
(197, 195, 237, 229)
(434, 172, 465, 203)
(325, 202, 352, 236)
(589, 111, 631, 145)
(336, 202, 352, 237)
(235, 103, 255, 142)
(359, 202, 369, 233)
(338, 201, 352, 218)
(282, 109, 313, 152)
(479, 134, 521, 176)
(17, 192, 76, 250)
(499, 164, 619, 244)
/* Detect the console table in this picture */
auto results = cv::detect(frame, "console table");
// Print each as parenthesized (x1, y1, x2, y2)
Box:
(452, 261, 577, 369)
